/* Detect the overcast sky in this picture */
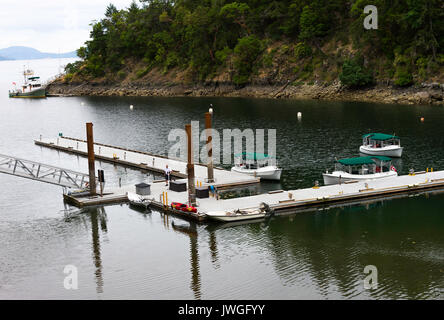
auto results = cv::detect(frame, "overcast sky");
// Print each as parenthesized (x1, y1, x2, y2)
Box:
(0, 0, 135, 53)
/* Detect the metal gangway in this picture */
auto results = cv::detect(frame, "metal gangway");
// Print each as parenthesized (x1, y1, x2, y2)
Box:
(0, 153, 89, 189)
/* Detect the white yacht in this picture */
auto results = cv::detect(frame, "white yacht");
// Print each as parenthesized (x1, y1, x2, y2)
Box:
(323, 156, 398, 185)
(359, 133, 403, 157)
(9, 68, 46, 98)
(231, 152, 282, 180)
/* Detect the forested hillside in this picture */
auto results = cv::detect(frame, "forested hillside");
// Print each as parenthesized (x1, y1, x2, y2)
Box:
(64, 0, 444, 89)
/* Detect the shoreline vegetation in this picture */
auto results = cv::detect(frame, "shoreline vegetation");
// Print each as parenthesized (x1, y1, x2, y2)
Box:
(52, 0, 444, 105)
(47, 79, 444, 105)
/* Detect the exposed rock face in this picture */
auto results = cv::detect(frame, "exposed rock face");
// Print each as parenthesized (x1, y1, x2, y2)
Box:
(47, 79, 444, 106)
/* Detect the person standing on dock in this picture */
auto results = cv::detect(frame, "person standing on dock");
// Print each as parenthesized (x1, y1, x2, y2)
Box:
(164, 164, 172, 186)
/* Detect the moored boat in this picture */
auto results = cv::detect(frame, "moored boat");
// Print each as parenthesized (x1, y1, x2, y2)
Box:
(323, 156, 398, 185)
(8, 69, 46, 98)
(127, 192, 151, 210)
(231, 152, 282, 181)
(205, 208, 265, 222)
(205, 202, 274, 222)
(359, 133, 403, 157)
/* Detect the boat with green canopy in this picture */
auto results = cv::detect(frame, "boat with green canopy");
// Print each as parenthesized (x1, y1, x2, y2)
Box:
(360, 133, 403, 157)
(322, 156, 397, 185)
(231, 152, 282, 180)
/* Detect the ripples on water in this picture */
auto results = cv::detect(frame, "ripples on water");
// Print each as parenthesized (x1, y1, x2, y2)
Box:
(0, 59, 443, 299)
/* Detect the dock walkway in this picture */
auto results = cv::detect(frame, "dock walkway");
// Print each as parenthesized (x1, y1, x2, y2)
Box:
(35, 136, 260, 189)
(36, 136, 444, 223)
(64, 169, 444, 222)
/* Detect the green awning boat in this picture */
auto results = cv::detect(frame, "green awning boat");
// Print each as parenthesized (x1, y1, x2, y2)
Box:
(337, 156, 392, 166)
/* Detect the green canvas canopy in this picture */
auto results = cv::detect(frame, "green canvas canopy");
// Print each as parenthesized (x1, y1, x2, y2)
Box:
(337, 156, 392, 166)
(363, 133, 399, 141)
(234, 152, 274, 160)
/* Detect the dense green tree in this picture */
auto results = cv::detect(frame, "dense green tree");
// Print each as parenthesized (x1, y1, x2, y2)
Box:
(339, 57, 374, 88)
(233, 35, 264, 85)
(70, 0, 443, 86)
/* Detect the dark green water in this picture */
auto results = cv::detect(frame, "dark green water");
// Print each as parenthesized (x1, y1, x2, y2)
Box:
(0, 59, 443, 299)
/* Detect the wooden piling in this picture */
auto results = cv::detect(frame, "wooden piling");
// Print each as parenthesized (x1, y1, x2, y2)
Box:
(205, 110, 214, 183)
(86, 123, 96, 196)
(186, 124, 196, 206)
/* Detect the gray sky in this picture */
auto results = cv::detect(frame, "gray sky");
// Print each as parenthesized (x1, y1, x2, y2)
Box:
(0, 0, 135, 53)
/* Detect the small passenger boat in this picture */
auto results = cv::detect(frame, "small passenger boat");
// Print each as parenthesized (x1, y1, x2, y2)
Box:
(231, 152, 282, 181)
(205, 203, 274, 222)
(359, 133, 403, 157)
(127, 192, 151, 209)
(322, 156, 398, 185)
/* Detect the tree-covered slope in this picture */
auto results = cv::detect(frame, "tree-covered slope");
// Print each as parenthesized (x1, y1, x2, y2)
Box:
(65, 0, 444, 88)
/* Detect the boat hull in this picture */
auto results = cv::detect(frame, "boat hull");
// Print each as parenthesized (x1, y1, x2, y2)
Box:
(323, 171, 398, 186)
(9, 87, 46, 98)
(231, 166, 282, 180)
(359, 145, 403, 157)
(205, 211, 266, 222)
(129, 201, 150, 210)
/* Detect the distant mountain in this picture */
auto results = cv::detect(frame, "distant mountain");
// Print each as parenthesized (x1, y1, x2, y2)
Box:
(0, 46, 77, 60)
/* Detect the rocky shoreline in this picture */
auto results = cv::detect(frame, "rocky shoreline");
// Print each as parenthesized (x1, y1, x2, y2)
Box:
(47, 80, 444, 106)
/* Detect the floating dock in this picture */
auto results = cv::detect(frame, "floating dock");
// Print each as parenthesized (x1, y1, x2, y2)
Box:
(35, 136, 260, 189)
(63, 169, 444, 223)
(36, 136, 444, 223)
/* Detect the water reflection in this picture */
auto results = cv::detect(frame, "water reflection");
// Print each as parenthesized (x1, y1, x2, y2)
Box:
(208, 231, 219, 266)
(252, 193, 444, 299)
(171, 219, 201, 299)
(90, 207, 107, 294)
(64, 206, 108, 295)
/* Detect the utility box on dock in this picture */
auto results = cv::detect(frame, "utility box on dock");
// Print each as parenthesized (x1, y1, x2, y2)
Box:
(135, 182, 151, 196)
(170, 180, 187, 192)
(196, 186, 209, 199)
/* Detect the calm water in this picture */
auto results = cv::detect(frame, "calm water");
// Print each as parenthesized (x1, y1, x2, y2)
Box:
(0, 59, 443, 299)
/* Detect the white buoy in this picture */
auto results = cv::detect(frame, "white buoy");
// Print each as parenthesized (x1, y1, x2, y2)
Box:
(80, 102, 85, 106)
(297, 112, 302, 120)
(130, 105, 134, 110)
